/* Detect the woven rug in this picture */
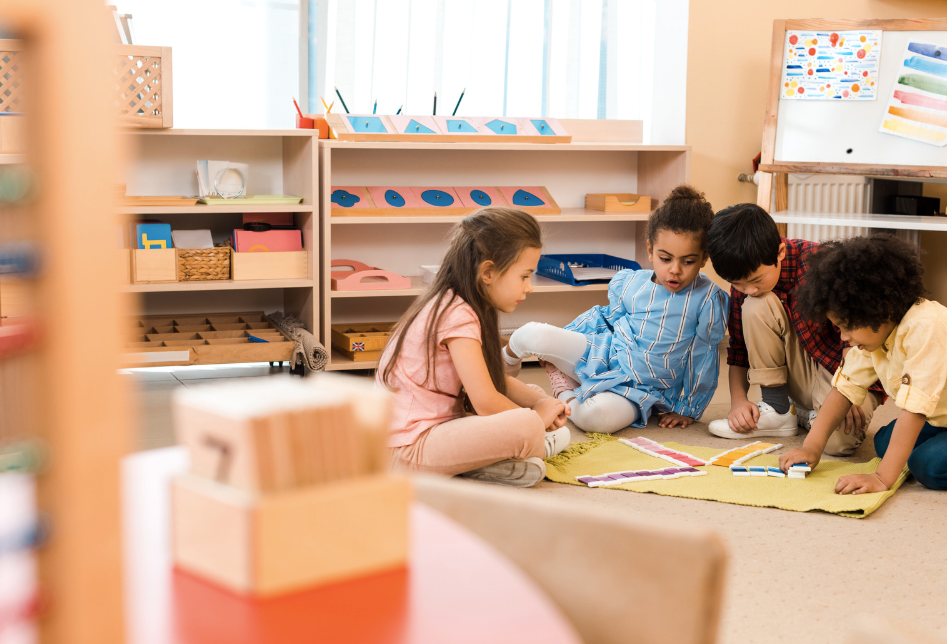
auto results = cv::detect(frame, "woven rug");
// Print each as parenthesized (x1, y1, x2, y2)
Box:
(545, 434, 909, 518)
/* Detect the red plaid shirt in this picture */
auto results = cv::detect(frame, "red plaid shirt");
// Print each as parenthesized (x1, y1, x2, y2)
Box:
(726, 238, 885, 398)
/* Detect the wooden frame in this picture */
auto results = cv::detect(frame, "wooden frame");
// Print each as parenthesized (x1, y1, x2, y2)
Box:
(326, 113, 572, 144)
(757, 18, 947, 216)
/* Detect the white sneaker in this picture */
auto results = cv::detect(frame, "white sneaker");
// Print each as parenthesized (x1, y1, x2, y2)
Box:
(460, 457, 546, 487)
(544, 426, 571, 458)
(708, 402, 799, 439)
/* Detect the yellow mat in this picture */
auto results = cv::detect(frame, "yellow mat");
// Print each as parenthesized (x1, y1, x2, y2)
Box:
(545, 434, 909, 518)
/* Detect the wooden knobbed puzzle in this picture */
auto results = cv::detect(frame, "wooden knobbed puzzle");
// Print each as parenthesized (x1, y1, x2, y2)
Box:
(326, 113, 571, 143)
(331, 185, 560, 217)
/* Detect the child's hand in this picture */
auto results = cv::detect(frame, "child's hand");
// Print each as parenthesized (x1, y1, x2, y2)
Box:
(779, 446, 821, 473)
(835, 473, 888, 495)
(727, 400, 760, 433)
(658, 412, 694, 428)
(533, 397, 568, 429)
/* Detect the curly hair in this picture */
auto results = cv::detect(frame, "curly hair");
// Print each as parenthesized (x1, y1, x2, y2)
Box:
(646, 184, 714, 246)
(705, 203, 781, 282)
(796, 234, 926, 331)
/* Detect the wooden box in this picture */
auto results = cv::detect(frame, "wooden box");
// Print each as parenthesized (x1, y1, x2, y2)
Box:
(122, 311, 295, 367)
(131, 248, 178, 283)
(0, 115, 25, 153)
(585, 193, 652, 212)
(231, 248, 308, 281)
(171, 473, 411, 597)
(114, 45, 173, 128)
(331, 322, 395, 362)
(117, 249, 131, 284)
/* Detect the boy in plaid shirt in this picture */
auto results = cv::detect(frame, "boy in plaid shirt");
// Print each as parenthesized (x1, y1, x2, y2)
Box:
(705, 204, 882, 455)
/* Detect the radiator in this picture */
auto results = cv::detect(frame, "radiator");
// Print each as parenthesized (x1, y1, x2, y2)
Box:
(786, 175, 920, 246)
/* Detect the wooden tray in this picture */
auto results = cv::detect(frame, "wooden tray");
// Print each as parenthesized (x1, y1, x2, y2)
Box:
(585, 193, 652, 212)
(330, 259, 410, 291)
(331, 186, 560, 217)
(122, 196, 199, 206)
(122, 311, 295, 367)
(331, 322, 395, 361)
(197, 195, 303, 205)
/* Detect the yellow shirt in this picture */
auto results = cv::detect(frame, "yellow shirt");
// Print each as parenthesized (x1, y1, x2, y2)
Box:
(832, 299, 947, 427)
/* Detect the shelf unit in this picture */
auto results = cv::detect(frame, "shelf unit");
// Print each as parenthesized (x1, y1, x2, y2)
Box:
(318, 138, 690, 371)
(122, 130, 319, 363)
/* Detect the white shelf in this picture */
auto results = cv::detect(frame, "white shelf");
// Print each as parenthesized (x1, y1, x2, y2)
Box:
(118, 204, 314, 215)
(122, 279, 314, 293)
(331, 207, 651, 225)
(771, 210, 947, 232)
(322, 140, 690, 152)
(330, 274, 608, 298)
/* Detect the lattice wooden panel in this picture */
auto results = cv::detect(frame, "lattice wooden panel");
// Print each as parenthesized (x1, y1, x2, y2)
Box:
(114, 53, 164, 127)
(0, 49, 24, 112)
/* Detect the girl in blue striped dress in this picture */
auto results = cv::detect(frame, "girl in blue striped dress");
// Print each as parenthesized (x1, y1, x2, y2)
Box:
(504, 186, 729, 434)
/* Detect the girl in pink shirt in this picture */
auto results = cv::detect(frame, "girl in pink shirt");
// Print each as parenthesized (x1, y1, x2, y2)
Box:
(377, 208, 572, 487)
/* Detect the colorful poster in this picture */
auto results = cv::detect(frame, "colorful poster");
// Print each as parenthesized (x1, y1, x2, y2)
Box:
(879, 41, 947, 147)
(781, 30, 882, 100)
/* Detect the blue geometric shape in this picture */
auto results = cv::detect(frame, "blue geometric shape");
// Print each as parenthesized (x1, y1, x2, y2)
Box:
(469, 189, 492, 206)
(385, 190, 406, 207)
(331, 189, 361, 208)
(485, 119, 517, 135)
(421, 190, 455, 206)
(350, 116, 388, 133)
(136, 223, 173, 249)
(512, 189, 545, 206)
(447, 119, 478, 133)
(530, 119, 555, 135)
(405, 119, 435, 134)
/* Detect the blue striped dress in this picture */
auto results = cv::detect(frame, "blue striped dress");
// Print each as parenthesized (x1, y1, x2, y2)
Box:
(564, 269, 729, 428)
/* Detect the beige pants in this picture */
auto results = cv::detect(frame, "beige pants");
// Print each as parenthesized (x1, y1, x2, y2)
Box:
(390, 408, 547, 476)
(743, 292, 879, 456)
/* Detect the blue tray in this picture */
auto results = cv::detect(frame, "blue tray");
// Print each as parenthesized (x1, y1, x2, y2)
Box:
(537, 254, 641, 286)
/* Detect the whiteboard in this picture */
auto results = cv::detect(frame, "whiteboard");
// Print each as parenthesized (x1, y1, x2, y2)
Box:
(775, 30, 947, 167)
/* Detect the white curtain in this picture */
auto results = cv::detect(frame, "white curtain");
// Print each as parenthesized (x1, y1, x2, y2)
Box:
(307, 0, 687, 142)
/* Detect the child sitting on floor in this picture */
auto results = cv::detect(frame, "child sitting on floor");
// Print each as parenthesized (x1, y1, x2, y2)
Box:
(377, 207, 572, 488)
(705, 204, 885, 453)
(780, 234, 947, 493)
(503, 185, 729, 434)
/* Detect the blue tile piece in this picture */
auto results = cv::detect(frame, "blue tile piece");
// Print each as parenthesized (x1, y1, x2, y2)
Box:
(530, 119, 555, 135)
(350, 116, 388, 133)
(446, 119, 478, 133)
(512, 189, 545, 206)
(485, 119, 517, 135)
(469, 189, 492, 206)
(331, 189, 361, 208)
(405, 119, 435, 134)
(421, 190, 455, 206)
(384, 190, 406, 207)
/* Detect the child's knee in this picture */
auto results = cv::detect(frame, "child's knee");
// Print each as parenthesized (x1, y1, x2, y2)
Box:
(509, 321, 550, 356)
(908, 452, 947, 491)
(571, 396, 638, 434)
(873, 420, 897, 457)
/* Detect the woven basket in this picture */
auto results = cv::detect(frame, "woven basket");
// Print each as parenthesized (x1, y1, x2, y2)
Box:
(177, 247, 231, 281)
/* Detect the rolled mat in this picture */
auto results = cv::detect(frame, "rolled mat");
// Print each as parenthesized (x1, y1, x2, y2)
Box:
(267, 311, 328, 372)
(545, 434, 909, 518)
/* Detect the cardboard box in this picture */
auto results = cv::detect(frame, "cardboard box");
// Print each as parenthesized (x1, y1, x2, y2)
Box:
(171, 473, 411, 597)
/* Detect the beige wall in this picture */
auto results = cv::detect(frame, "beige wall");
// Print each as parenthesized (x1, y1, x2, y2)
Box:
(686, 1, 947, 298)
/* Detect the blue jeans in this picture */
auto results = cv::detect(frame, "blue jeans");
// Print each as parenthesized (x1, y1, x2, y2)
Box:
(874, 419, 947, 490)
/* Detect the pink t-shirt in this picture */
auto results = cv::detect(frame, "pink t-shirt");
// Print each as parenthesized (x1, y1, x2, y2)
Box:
(376, 292, 482, 447)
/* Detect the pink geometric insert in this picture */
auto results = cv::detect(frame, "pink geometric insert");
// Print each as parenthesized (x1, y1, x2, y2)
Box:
(409, 187, 463, 207)
(366, 186, 422, 209)
(456, 186, 507, 208)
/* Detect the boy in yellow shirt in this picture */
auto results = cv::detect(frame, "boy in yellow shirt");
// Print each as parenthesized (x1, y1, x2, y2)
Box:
(780, 235, 947, 493)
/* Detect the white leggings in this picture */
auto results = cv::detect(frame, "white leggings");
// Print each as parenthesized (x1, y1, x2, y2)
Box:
(508, 322, 640, 434)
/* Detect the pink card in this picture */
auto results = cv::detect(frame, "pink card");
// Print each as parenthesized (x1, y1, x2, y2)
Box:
(366, 186, 422, 209)
(232, 230, 303, 253)
(242, 212, 294, 226)
(455, 187, 507, 209)
(498, 186, 549, 208)
(330, 186, 373, 209)
(410, 187, 462, 208)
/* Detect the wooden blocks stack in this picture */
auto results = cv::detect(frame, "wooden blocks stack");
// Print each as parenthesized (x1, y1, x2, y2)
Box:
(171, 374, 409, 597)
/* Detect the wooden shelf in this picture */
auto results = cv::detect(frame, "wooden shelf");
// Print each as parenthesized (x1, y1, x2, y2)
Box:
(122, 279, 314, 293)
(331, 207, 652, 225)
(323, 140, 690, 153)
(760, 162, 947, 179)
(331, 275, 608, 298)
(125, 128, 317, 137)
(327, 348, 379, 371)
(770, 210, 947, 232)
(118, 204, 314, 215)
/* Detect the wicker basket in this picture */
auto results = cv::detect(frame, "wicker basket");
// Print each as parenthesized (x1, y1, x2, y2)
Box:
(177, 247, 231, 281)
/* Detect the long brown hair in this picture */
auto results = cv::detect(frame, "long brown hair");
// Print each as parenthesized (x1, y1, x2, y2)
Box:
(380, 207, 542, 403)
